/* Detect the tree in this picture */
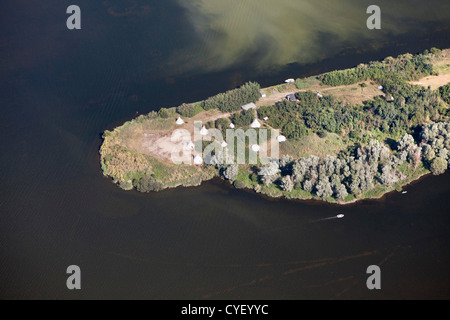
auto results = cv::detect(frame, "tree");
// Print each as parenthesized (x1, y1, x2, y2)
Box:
(430, 157, 447, 175)
(158, 108, 169, 119)
(334, 183, 348, 200)
(136, 176, 163, 192)
(177, 103, 203, 117)
(303, 180, 313, 193)
(279, 175, 294, 192)
(315, 178, 333, 199)
(221, 164, 239, 181)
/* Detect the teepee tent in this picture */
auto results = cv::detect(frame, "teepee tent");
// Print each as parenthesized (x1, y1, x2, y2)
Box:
(193, 155, 203, 165)
(199, 126, 208, 136)
(250, 119, 261, 128)
(176, 117, 184, 125)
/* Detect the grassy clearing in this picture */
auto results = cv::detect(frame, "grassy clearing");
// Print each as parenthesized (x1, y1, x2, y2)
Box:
(281, 132, 348, 158)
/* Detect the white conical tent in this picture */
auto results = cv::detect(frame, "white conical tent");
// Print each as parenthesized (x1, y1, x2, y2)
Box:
(250, 119, 261, 128)
(199, 126, 208, 136)
(277, 135, 287, 142)
(193, 155, 203, 165)
(176, 117, 184, 125)
(251, 144, 260, 152)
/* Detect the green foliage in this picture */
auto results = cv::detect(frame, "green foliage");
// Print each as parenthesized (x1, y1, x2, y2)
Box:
(158, 108, 170, 119)
(295, 76, 318, 89)
(321, 52, 434, 86)
(439, 83, 450, 104)
(135, 175, 164, 192)
(230, 109, 255, 127)
(430, 157, 447, 175)
(283, 119, 309, 140)
(215, 117, 231, 130)
(176, 103, 203, 118)
(233, 180, 247, 189)
(201, 82, 261, 112)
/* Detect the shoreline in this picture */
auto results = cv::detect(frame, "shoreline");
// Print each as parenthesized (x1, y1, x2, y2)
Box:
(100, 48, 449, 204)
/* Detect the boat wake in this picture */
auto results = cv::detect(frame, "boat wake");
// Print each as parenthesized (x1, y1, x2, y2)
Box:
(312, 214, 345, 223)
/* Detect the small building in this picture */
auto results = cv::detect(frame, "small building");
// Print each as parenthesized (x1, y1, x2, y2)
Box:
(377, 85, 383, 90)
(285, 79, 295, 83)
(263, 116, 269, 121)
(221, 141, 228, 148)
(277, 135, 287, 142)
(286, 93, 296, 102)
(250, 119, 261, 128)
(229, 123, 235, 129)
(176, 117, 184, 125)
(241, 102, 257, 111)
(260, 90, 266, 98)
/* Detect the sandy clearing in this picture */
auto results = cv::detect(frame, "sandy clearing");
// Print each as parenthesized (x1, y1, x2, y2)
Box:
(410, 73, 450, 90)
(133, 82, 383, 163)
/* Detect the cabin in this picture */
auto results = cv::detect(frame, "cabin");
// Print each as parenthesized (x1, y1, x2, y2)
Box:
(286, 93, 296, 102)
(241, 102, 257, 111)
(260, 90, 266, 98)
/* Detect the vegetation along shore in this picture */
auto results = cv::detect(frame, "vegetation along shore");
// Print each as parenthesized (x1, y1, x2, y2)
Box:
(100, 48, 450, 204)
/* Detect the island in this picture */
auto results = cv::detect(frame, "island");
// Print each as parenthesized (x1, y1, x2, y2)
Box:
(100, 48, 450, 204)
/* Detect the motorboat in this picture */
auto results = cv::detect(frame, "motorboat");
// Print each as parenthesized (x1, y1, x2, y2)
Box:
(337, 214, 344, 219)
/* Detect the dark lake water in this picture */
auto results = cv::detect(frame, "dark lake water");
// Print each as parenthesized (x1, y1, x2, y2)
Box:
(1, 0, 450, 299)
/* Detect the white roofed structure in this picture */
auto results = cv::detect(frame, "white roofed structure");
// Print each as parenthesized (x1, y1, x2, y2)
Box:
(199, 126, 208, 136)
(229, 123, 235, 129)
(241, 103, 257, 111)
(250, 119, 261, 128)
(193, 155, 203, 165)
(277, 135, 287, 142)
(251, 144, 260, 152)
(176, 117, 184, 125)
